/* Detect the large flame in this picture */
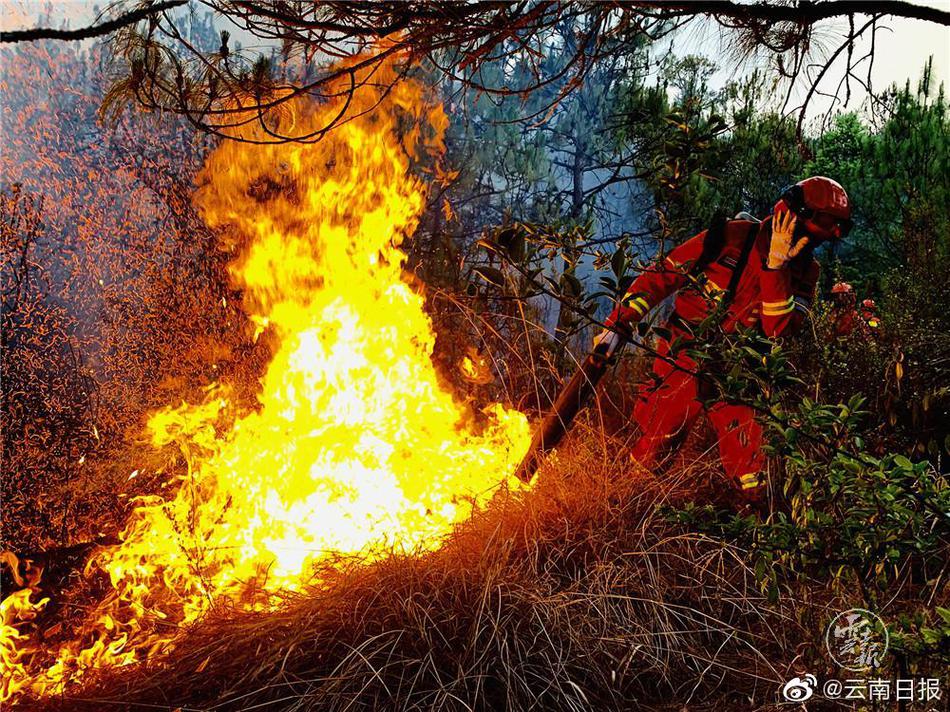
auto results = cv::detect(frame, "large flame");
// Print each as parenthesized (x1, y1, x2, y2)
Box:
(1, 56, 530, 701)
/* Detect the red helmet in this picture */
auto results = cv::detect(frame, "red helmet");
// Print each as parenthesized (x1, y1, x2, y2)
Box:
(862, 298, 877, 310)
(831, 282, 854, 294)
(774, 176, 853, 241)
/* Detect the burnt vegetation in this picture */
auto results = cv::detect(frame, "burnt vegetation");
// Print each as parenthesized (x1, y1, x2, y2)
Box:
(2, 2, 949, 710)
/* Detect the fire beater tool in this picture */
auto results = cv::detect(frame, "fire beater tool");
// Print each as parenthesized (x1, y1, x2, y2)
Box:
(513, 333, 624, 483)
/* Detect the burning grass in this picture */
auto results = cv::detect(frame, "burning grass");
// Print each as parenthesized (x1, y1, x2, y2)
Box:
(20, 424, 847, 712)
(2, 50, 537, 701)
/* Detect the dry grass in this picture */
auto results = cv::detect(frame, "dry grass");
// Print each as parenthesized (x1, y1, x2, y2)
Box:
(21, 418, 859, 712)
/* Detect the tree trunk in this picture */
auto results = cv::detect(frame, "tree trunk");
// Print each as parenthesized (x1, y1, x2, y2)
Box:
(552, 138, 586, 361)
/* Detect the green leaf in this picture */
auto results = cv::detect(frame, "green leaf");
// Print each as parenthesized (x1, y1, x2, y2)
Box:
(509, 233, 526, 262)
(560, 273, 583, 299)
(476, 238, 500, 254)
(473, 266, 505, 288)
(894, 455, 913, 469)
(496, 226, 526, 262)
(611, 248, 626, 278)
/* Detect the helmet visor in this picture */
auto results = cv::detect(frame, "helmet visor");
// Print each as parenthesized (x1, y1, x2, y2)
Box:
(808, 210, 853, 239)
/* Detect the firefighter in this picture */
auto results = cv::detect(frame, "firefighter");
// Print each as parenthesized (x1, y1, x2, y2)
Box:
(830, 281, 861, 338)
(593, 177, 852, 502)
(861, 297, 882, 332)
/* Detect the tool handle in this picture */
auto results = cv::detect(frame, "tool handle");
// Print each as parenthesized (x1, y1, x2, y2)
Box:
(513, 348, 612, 483)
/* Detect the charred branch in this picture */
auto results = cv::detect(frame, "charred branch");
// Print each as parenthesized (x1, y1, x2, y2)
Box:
(635, 0, 950, 25)
(0, 0, 188, 44)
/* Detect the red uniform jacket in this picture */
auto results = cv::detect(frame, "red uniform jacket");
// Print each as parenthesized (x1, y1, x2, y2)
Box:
(607, 217, 819, 339)
(832, 308, 862, 338)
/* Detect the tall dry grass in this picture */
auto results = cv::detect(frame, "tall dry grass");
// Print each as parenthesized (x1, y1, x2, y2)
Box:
(27, 416, 861, 712)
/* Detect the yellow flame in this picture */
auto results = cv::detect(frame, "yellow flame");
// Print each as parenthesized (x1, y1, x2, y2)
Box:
(1, 554, 49, 701)
(460, 347, 494, 385)
(2, 54, 530, 701)
(461, 355, 479, 379)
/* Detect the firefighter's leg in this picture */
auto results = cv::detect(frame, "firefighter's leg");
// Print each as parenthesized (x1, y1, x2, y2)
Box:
(707, 402, 766, 501)
(631, 366, 702, 470)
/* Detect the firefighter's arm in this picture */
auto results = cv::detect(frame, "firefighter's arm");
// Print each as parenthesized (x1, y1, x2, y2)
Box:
(760, 212, 818, 337)
(604, 233, 705, 329)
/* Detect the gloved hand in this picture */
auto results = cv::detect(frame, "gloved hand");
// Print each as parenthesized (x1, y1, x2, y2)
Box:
(592, 327, 623, 359)
(767, 209, 809, 269)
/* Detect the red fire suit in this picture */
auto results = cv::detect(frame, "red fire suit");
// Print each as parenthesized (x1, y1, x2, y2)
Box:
(606, 218, 819, 500)
(832, 307, 863, 338)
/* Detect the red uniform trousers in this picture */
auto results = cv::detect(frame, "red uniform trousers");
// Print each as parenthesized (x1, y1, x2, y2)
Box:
(630, 338, 765, 498)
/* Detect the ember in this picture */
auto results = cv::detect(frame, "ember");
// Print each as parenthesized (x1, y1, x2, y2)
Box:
(0, 55, 530, 702)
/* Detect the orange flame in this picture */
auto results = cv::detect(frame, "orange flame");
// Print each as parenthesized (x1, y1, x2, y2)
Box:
(1, 54, 530, 701)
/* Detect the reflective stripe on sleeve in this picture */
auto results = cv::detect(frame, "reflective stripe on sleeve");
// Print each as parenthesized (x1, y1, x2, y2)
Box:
(703, 279, 725, 301)
(762, 296, 795, 316)
(624, 295, 650, 316)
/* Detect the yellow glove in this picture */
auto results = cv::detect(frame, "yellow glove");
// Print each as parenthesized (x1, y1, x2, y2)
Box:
(767, 210, 809, 269)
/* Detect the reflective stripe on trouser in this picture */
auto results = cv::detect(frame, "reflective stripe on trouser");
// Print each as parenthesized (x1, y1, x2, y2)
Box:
(738, 472, 763, 490)
(706, 401, 766, 498)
